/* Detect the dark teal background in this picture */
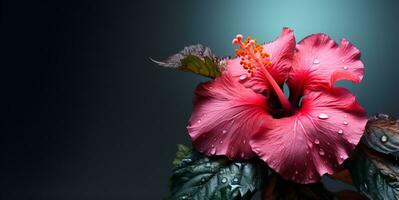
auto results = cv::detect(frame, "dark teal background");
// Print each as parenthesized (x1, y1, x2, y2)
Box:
(2, 0, 398, 199)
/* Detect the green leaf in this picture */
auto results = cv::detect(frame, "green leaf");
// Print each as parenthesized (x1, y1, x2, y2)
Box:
(151, 44, 223, 78)
(348, 114, 399, 200)
(172, 144, 191, 168)
(361, 114, 399, 156)
(169, 146, 268, 200)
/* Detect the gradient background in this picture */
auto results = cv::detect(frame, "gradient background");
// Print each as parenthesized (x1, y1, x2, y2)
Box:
(2, 0, 399, 199)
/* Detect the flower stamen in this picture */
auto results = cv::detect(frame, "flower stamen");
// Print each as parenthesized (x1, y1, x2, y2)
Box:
(232, 35, 271, 75)
(232, 34, 293, 112)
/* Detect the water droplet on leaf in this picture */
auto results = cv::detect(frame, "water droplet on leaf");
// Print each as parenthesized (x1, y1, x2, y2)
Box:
(221, 177, 228, 183)
(232, 177, 239, 183)
(381, 135, 388, 143)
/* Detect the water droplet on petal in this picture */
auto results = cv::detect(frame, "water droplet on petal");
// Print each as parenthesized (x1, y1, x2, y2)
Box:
(338, 129, 344, 135)
(222, 130, 227, 134)
(381, 135, 388, 143)
(339, 155, 345, 160)
(211, 148, 216, 154)
(313, 59, 320, 64)
(241, 153, 245, 158)
(197, 119, 201, 124)
(343, 121, 348, 125)
(343, 66, 348, 70)
(314, 139, 320, 144)
(220, 141, 223, 144)
(239, 74, 247, 80)
(221, 177, 228, 183)
(344, 114, 347, 118)
(295, 171, 299, 174)
(243, 140, 247, 144)
(318, 113, 329, 119)
(319, 149, 325, 156)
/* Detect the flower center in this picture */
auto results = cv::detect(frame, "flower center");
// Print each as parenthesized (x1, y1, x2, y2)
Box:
(232, 34, 293, 113)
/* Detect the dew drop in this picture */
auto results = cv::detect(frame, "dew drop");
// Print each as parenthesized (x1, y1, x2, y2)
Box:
(313, 59, 320, 64)
(221, 177, 228, 184)
(243, 140, 247, 144)
(239, 74, 247, 80)
(222, 130, 227, 134)
(307, 141, 313, 147)
(343, 66, 348, 70)
(201, 177, 206, 183)
(319, 149, 325, 156)
(241, 153, 245, 158)
(338, 129, 344, 135)
(343, 121, 348, 125)
(211, 148, 216, 154)
(318, 113, 329, 119)
(381, 135, 388, 143)
(314, 139, 320, 145)
(306, 150, 309, 154)
(232, 177, 239, 183)
(197, 119, 201, 124)
(295, 171, 299, 174)
(344, 114, 347, 118)
(220, 141, 223, 144)
(340, 155, 345, 160)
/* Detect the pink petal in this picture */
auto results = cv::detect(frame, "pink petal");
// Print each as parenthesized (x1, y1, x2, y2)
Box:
(227, 28, 295, 93)
(250, 87, 367, 183)
(187, 73, 272, 159)
(288, 34, 364, 103)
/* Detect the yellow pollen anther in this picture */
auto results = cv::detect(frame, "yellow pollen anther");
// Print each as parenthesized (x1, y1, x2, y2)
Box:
(232, 34, 271, 75)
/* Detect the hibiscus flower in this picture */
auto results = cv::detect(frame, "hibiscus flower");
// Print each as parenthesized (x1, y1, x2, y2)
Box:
(187, 28, 367, 183)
